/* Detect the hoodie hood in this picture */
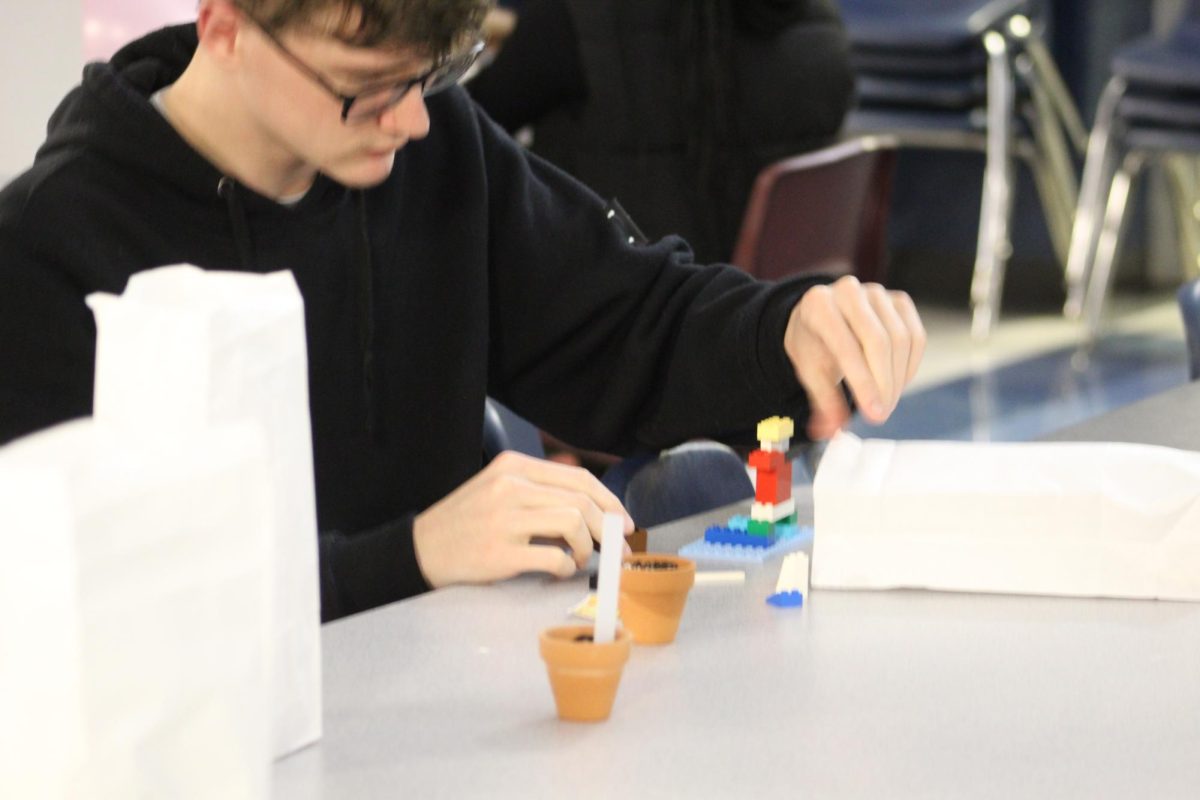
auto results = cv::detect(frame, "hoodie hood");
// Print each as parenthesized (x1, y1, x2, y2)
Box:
(41, 25, 219, 203)
(39, 24, 343, 212)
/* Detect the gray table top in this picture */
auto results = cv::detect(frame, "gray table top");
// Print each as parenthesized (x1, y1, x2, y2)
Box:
(275, 382, 1200, 799)
(1041, 378, 1200, 451)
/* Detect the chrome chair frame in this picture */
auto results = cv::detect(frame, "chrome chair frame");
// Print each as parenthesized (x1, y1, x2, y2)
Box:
(1065, 75, 1200, 344)
(847, 11, 1085, 338)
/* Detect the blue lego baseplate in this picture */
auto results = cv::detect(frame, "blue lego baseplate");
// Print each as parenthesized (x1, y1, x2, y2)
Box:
(679, 525, 813, 563)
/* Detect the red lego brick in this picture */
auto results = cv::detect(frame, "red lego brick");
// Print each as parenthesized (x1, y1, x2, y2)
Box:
(754, 462, 793, 503)
(748, 449, 785, 473)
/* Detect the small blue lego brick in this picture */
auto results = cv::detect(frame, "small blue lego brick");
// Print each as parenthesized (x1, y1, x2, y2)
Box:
(727, 515, 750, 532)
(766, 590, 804, 608)
(775, 522, 801, 541)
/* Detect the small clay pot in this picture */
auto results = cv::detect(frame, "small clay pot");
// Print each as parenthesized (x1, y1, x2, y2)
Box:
(619, 553, 696, 644)
(539, 625, 632, 722)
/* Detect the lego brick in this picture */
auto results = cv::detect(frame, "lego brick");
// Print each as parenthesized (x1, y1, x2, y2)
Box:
(756, 416, 795, 444)
(704, 526, 774, 548)
(775, 522, 803, 541)
(755, 466, 793, 504)
(748, 449, 785, 473)
(694, 570, 746, 585)
(766, 590, 804, 608)
(774, 551, 810, 596)
(679, 528, 811, 564)
(727, 515, 749, 532)
(760, 439, 789, 453)
(747, 519, 773, 537)
(627, 527, 648, 553)
(750, 497, 796, 523)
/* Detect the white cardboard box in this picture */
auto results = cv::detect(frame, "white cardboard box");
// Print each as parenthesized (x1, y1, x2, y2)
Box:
(812, 433, 1200, 601)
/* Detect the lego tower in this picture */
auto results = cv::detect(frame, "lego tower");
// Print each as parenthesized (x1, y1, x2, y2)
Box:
(680, 416, 808, 560)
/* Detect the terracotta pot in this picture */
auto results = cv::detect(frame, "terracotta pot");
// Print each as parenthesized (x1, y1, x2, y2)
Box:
(539, 624, 632, 722)
(619, 554, 696, 644)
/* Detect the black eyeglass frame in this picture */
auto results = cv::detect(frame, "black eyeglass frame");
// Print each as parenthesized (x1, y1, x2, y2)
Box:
(245, 16, 484, 123)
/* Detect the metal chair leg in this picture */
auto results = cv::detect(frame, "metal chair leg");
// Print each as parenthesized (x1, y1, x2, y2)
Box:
(1022, 74, 1079, 265)
(971, 31, 1017, 339)
(1164, 154, 1200, 279)
(1024, 130, 1073, 266)
(1064, 77, 1128, 320)
(1082, 151, 1147, 344)
(1022, 32, 1089, 154)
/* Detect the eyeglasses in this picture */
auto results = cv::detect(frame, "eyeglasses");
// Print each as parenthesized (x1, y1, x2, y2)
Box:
(246, 16, 484, 123)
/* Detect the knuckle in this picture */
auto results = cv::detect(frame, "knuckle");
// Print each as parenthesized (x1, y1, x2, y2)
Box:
(492, 450, 517, 467)
(833, 274, 861, 292)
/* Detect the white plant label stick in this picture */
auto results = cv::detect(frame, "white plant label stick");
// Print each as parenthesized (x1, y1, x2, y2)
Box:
(593, 513, 625, 644)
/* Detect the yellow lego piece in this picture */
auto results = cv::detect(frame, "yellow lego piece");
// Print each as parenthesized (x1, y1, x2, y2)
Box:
(756, 416, 794, 444)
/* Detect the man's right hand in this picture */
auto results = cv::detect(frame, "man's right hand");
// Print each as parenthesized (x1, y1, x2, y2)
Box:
(412, 451, 635, 588)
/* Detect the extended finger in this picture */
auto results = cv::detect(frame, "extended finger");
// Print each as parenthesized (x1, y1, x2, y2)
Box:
(832, 279, 893, 420)
(793, 343, 852, 439)
(508, 479, 609, 547)
(513, 507, 594, 569)
(890, 290, 926, 385)
(803, 286, 885, 421)
(865, 284, 911, 413)
(512, 543, 578, 580)
(491, 451, 634, 531)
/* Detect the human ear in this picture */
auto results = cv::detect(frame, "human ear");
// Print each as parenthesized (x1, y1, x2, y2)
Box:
(196, 0, 245, 62)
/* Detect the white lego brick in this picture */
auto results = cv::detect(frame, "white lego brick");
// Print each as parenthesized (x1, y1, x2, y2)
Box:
(775, 552, 810, 595)
(751, 497, 796, 523)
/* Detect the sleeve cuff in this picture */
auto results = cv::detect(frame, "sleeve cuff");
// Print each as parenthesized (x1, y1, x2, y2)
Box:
(321, 514, 432, 621)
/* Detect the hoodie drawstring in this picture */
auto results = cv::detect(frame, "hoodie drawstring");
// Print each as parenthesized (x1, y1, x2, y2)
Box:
(218, 176, 256, 269)
(216, 177, 381, 441)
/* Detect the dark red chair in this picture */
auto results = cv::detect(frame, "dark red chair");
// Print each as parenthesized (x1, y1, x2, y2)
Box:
(730, 135, 898, 285)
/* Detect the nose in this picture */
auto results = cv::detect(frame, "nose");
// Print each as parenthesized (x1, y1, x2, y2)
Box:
(378, 88, 430, 142)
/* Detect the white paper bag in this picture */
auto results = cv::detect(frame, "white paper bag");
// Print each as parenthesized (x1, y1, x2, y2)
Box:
(88, 264, 321, 757)
(812, 432, 1200, 601)
(2, 419, 274, 798)
(0, 465, 85, 799)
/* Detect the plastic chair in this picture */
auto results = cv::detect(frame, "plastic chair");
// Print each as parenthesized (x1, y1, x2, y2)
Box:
(841, 0, 1086, 337)
(730, 136, 898, 284)
(1064, 0, 1200, 343)
(482, 398, 545, 463)
(1179, 278, 1200, 381)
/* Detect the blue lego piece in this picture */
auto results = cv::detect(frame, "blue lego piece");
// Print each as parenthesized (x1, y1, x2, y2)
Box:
(704, 526, 775, 548)
(679, 526, 813, 564)
(775, 522, 801, 541)
(767, 590, 804, 608)
(727, 515, 750, 531)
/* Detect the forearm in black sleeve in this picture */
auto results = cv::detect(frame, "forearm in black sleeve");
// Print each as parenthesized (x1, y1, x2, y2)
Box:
(318, 514, 432, 622)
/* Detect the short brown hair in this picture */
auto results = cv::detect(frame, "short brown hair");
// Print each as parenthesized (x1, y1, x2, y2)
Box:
(236, 0, 490, 59)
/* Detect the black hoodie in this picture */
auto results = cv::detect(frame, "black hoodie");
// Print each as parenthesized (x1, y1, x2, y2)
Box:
(0, 24, 821, 620)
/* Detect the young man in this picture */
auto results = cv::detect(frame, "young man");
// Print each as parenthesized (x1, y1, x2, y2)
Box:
(0, 0, 924, 620)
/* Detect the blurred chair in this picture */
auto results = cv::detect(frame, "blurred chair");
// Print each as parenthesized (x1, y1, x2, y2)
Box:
(841, 0, 1086, 337)
(1064, 1, 1200, 343)
(483, 397, 545, 463)
(730, 135, 899, 284)
(1179, 278, 1200, 380)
